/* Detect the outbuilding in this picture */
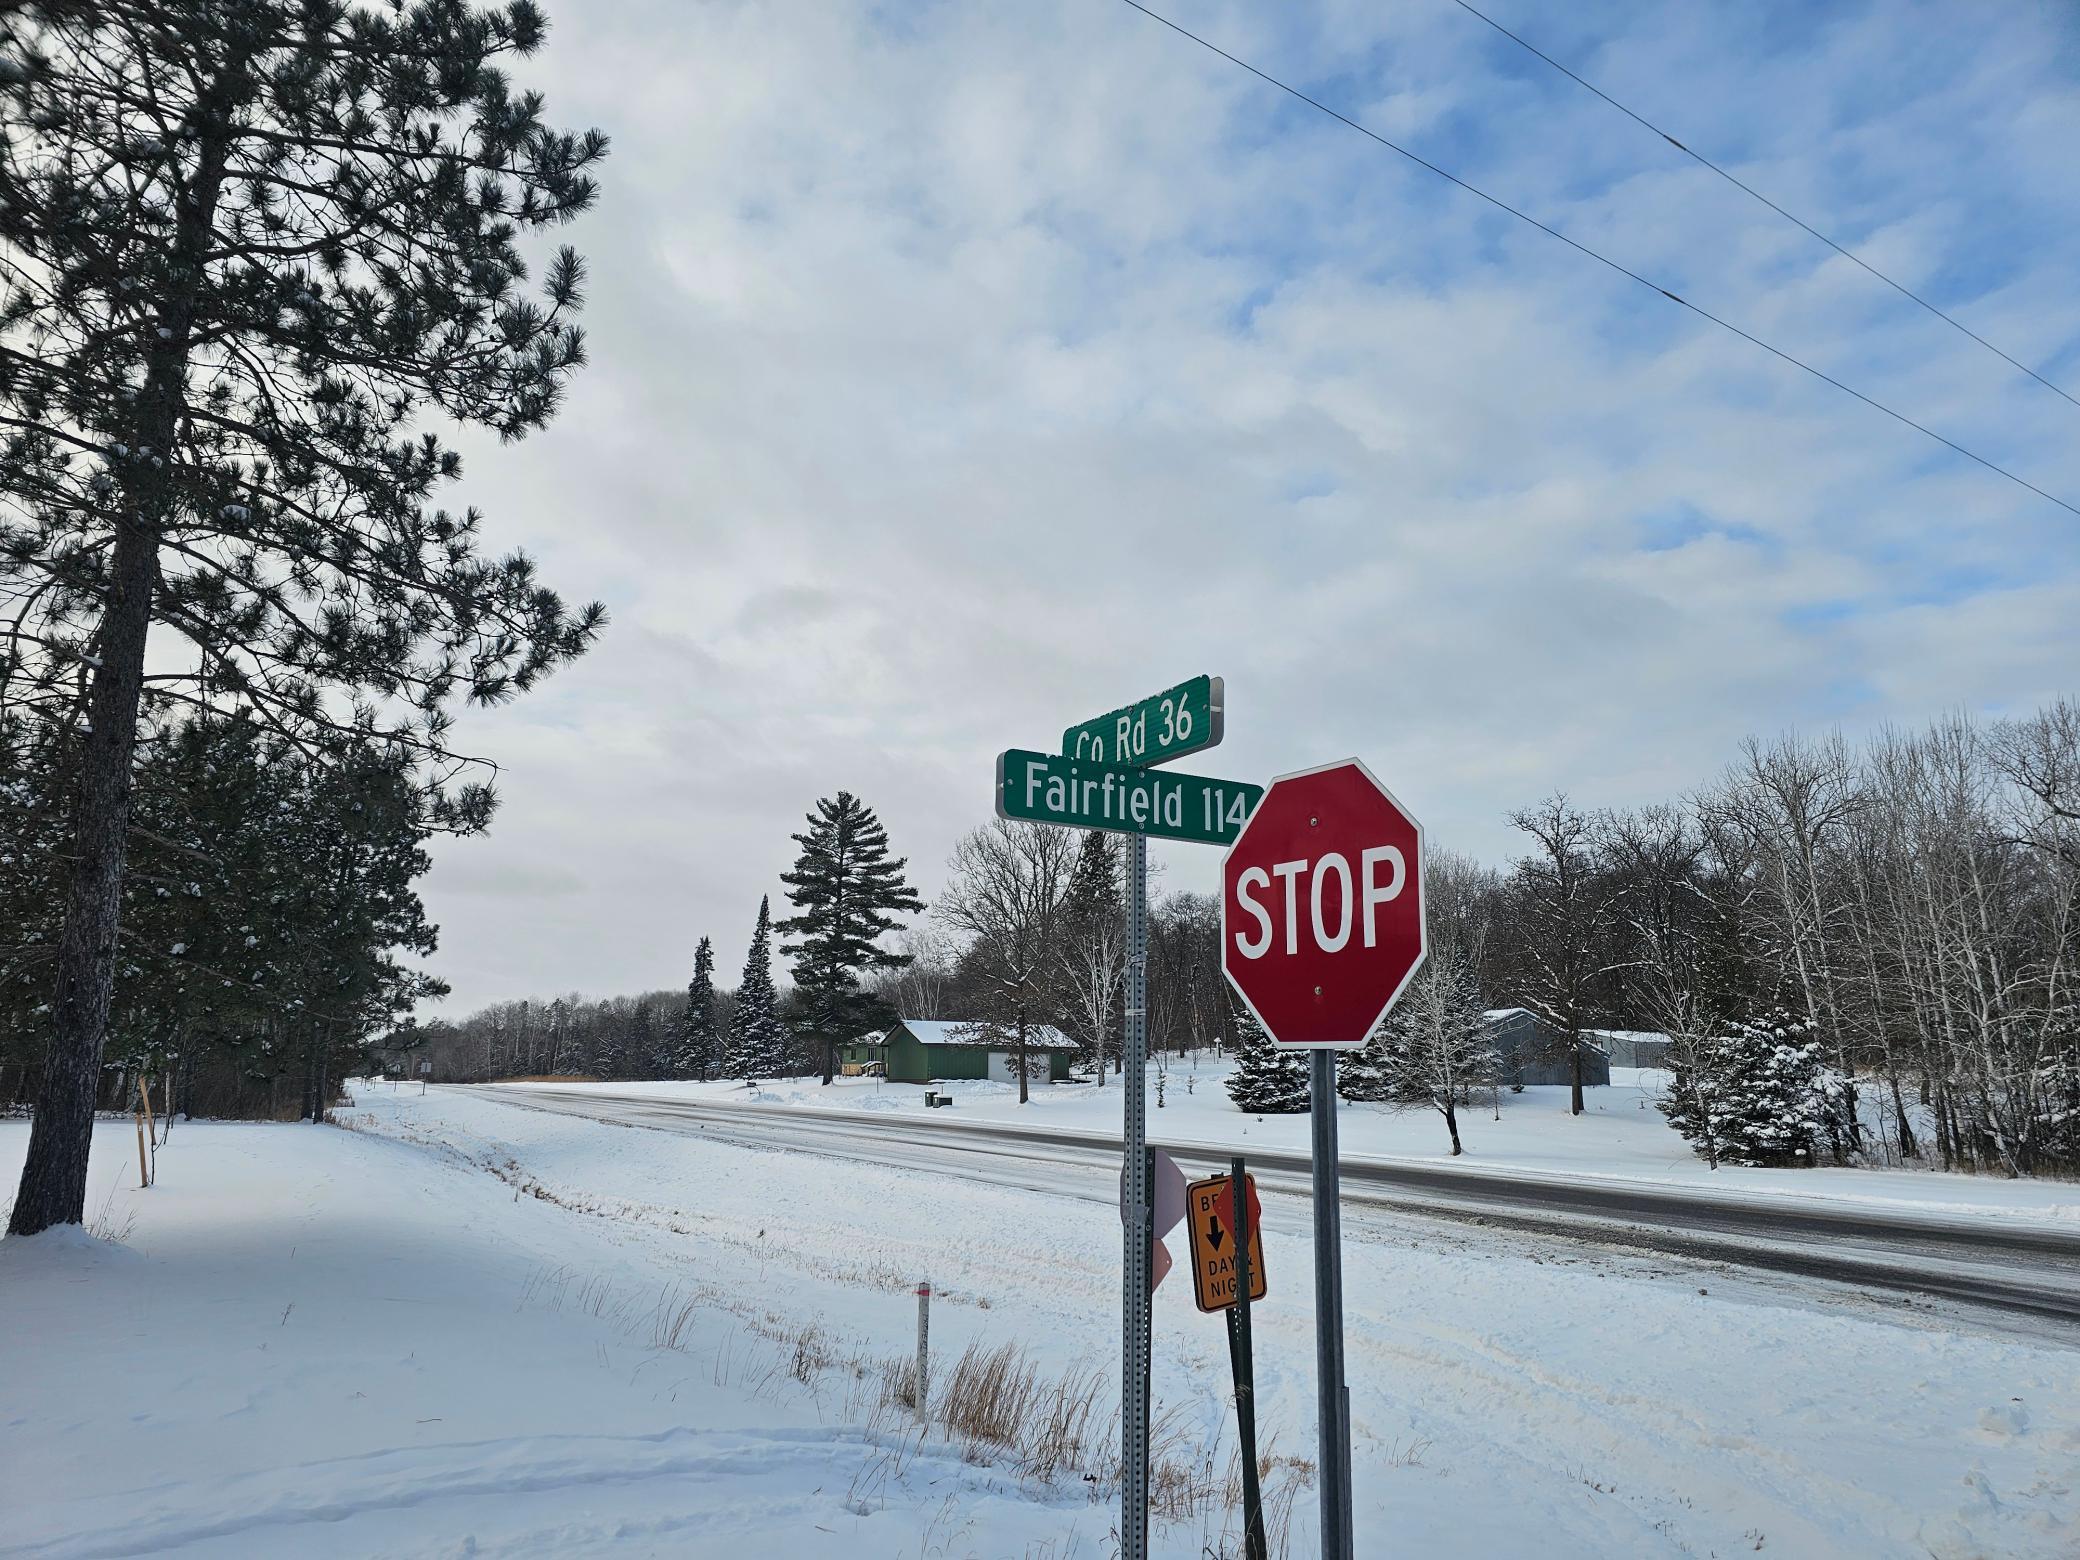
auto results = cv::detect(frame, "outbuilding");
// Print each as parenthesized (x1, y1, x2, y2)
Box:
(1480, 1008, 1612, 1088)
(1589, 1027, 1674, 1069)
(847, 1018, 1076, 1085)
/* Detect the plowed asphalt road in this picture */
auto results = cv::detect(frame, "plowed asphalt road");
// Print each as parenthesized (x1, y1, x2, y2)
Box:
(466, 1085, 2080, 1330)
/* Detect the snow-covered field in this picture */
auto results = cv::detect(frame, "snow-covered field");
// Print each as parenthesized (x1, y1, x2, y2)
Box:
(495, 1060, 2080, 1228)
(4, 1085, 2077, 1558)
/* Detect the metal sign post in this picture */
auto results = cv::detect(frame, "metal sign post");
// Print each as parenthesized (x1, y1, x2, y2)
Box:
(1002, 674, 1236, 1560)
(1230, 1154, 1267, 1560)
(1120, 827, 1151, 1560)
(1219, 759, 1428, 1560)
(915, 1281, 931, 1425)
(1310, 1050, 1354, 1559)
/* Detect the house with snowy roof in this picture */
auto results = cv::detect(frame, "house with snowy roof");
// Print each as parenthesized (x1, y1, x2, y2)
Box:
(838, 1019, 1076, 1085)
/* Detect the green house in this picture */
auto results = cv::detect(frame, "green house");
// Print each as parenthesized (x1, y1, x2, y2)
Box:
(843, 1018, 1075, 1085)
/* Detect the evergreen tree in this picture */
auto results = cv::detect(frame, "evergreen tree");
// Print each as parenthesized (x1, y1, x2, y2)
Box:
(592, 1014, 627, 1081)
(2, 2, 606, 1234)
(1661, 1007, 1852, 1167)
(724, 897, 788, 1085)
(626, 1001, 659, 1080)
(1058, 831, 1125, 1080)
(776, 792, 924, 1085)
(1224, 994, 1308, 1114)
(676, 937, 719, 1080)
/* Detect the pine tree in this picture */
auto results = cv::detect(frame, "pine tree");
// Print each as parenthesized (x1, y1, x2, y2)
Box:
(1661, 1007, 1851, 1167)
(776, 792, 925, 1085)
(2, 3, 606, 1234)
(676, 937, 719, 1081)
(592, 1013, 627, 1081)
(724, 897, 789, 1085)
(1058, 831, 1125, 1081)
(626, 1001, 659, 1080)
(1224, 994, 1308, 1114)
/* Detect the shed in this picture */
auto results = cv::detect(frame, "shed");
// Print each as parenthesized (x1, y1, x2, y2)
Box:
(873, 1019, 1075, 1085)
(1589, 1027, 1673, 1069)
(1480, 1008, 1611, 1088)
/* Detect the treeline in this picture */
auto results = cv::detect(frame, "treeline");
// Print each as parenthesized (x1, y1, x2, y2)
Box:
(2, 715, 448, 1120)
(441, 699, 2080, 1178)
(1454, 701, 2078, 1175)
(425, 821, 1237, 1094)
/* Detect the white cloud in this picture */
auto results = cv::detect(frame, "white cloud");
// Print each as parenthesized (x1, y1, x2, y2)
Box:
(418, 0, 2080, 1011)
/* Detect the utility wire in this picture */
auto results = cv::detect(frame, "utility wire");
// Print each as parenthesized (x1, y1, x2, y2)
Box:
(1115, 0, 2080, 522)
(1444, 0, 2080, 413)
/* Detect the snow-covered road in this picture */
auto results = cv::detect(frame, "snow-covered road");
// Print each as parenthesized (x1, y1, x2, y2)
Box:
(475, 1083, 2080, 1330)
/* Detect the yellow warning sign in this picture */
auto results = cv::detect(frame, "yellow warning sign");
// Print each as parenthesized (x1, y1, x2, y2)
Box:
(1186, 1173, 1266, 1314)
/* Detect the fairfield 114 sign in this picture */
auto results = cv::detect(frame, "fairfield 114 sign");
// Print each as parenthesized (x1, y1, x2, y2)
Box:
(997, 749, 1262, 847)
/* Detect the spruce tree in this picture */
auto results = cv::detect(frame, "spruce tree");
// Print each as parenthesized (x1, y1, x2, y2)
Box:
(776, 792, 924, 1085)
(2, 2, 606, 1234)
(676, 936, 719, 1081)
(724, 896, 788, 1085)
(1661, 1007, 1852, 1167)
(626, 1001, 658, 1080)
(1058, 830, 1124, 1079)
(1224, 994, 1308, 1114)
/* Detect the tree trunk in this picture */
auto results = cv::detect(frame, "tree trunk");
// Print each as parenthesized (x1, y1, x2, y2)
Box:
(6, 69, 240, 1232)
(820, 1033, 835, 1087)
(1442, 1099, 1463, 1156)
(1016, 1014, 1029, 1106)
(6, 516, 158, 1236)
(1888, 1073, 1918, 1161)
(1569, 1032, 1585, 1116)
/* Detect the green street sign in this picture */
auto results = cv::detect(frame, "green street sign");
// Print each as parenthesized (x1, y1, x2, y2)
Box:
(997, 749, 1261, 846)
(1063, 675, 1223, 768)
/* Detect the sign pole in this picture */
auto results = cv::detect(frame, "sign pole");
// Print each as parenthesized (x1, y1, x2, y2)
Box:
(1229, 1155, 1267, 1560)
(1310, 1049, 1353, 1560)
(914, 1281, 931, 1425)
(1120, 828, 1152, 1560)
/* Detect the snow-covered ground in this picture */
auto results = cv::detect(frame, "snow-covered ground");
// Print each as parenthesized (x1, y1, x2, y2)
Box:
(6, 1085, 2078, 1558)
(493, 1059, 2080, 1228)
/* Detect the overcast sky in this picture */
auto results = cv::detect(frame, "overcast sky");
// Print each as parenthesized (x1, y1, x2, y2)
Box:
(421, 0, 2080, 1015)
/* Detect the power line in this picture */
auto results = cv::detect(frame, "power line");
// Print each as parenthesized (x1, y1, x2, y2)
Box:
(1443, 0, 2080, 414)
(1115, 0, 2080, 522)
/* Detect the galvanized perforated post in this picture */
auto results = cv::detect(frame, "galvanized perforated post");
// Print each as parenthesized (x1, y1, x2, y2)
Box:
(1310, 1048, 1353, 1559)
(1120, 828, 1152, 1560)
(915, 1281, 931, 1425)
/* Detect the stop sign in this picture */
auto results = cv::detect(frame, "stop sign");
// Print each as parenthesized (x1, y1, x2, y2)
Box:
(1221, 759, 1426, 1048)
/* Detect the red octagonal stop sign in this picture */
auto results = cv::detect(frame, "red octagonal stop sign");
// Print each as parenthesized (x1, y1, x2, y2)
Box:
(1221, 759, 1426, 1048)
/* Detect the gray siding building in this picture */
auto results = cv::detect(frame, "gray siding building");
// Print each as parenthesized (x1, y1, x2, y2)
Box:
(1480, 1008, 1612, 1088)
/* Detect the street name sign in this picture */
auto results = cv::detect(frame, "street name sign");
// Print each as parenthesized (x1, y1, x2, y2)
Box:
(997, 749, 1262, 846)
(1186, 1172, 1266, 1313)
(1063, 674, 1223, 767)
(1221, 759, 1426, 1049)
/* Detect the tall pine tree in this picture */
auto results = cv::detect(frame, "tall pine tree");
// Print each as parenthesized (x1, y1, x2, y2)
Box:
(1, 2, 606, 1234)
(724, 897, 788, 1085)
(676, 936, 719, 1081)
(776, 792, 923, 1085)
